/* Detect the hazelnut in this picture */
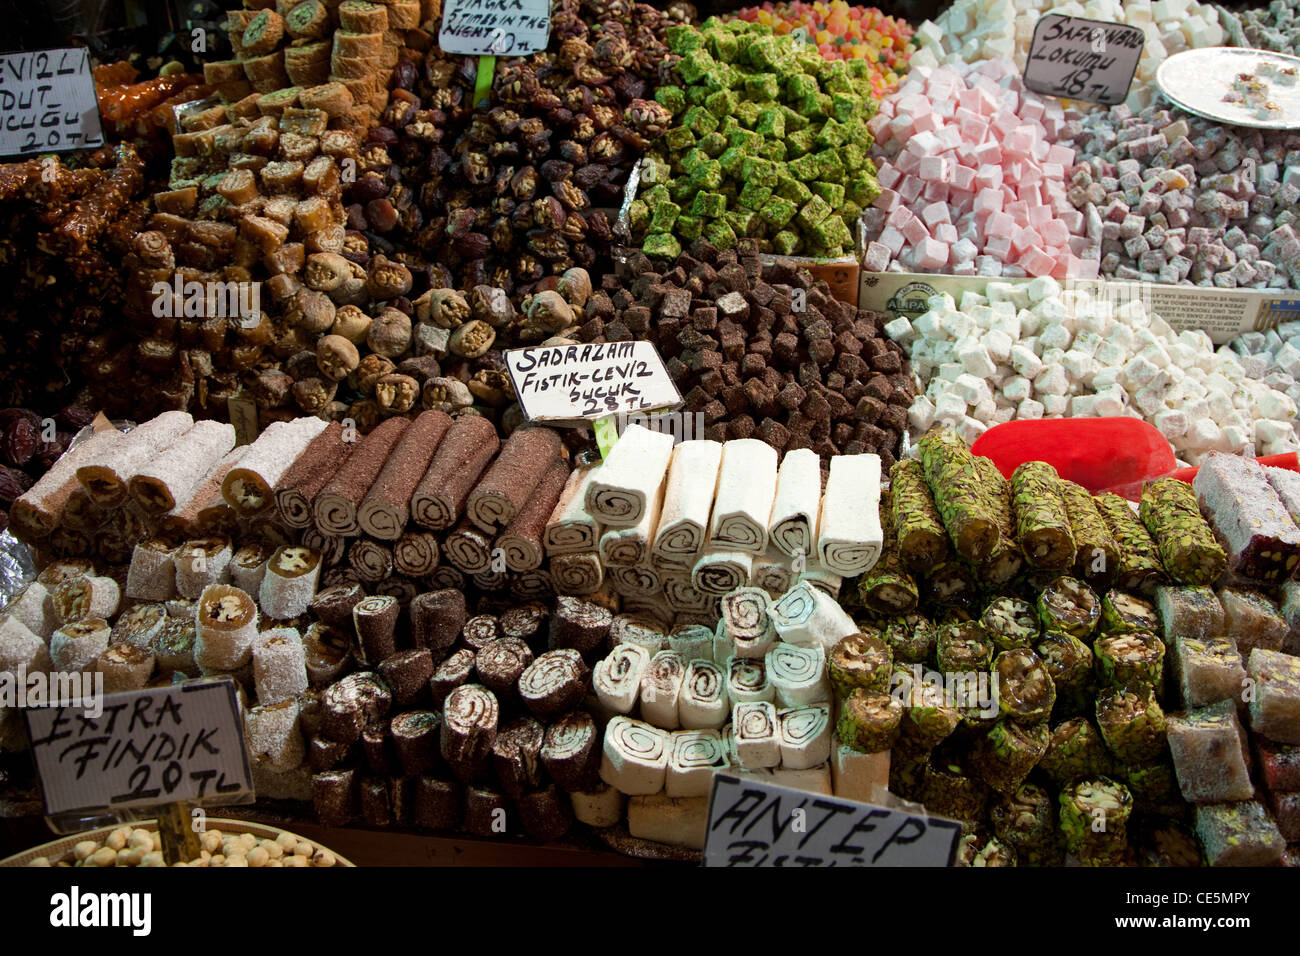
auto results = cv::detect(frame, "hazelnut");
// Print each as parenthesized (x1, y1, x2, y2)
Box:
(528, 290, 575, 333)
(374, 373, 420, 414)
(422, 376, 474, 412)
(418, 288, 470, 329)
(331, 305, 372, 343)
(292, 377, 337, 414)
(316, 334, 360, 381)
(559, 267, 592, 307)
(304, 252, 351, 292)
(367, 308, 413, 358)
(352, 354, 396, 396)
(448, 319, 496, 358)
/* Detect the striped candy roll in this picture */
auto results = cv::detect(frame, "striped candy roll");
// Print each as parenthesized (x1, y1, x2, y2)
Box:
(652, 439, 723, 570)
(11, 428, 124, 541)
(678, 659, 729, 730)
(765, 642, 828, 708)
(544, 464, 602, 556)
(692, 547, 753, 596)
(721, 587, 776, 659)
(223, 417, 331, 517)
(393, 530, 440, 578)
(497, 458, 570, 572)
(599, 716, 669, 795)
(666, 729, 729, 798)
(709, 439, 778, 555)
(410, 416, 500, 531)
(76, 411, 193, 508)
(768, 447, 822, 560)
(550, 551, 603, 595)
(585, 424, 674, 528)
(313, 417, 409, 536)
(440, 683, 499, 783)
(594, 641, 651, 714)
(348, 538, 394, 584)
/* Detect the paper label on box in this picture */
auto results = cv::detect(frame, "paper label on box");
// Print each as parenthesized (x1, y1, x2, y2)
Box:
(439, 0, 551, 56)
(505, 340, 681, 424)
(703, 774, 961, 867)
(227, 393, 260, 446)
(1023, 15, 1144, 106)
(0, 47, 105, 156)
(24, 678, 253, 816)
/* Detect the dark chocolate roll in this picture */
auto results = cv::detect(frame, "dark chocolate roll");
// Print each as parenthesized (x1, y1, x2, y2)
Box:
(359, 410, 454, 540)
(349, 537, 394, 584)
(429, 648, 476, 707)
(550, 551, 603, 595)
(308, 735, 354, 772)
(362, 724, 393, 774)
(415, 776, 463, 830)
(541, 710, 600, 791)
(302, 526, 346, 567)
(491, 716, 546, 799)
(353, 595, 400, 664)
(275, 422, 352, 528)
(472, 568, 510, 591)
(391, 710, 442, 777)
(440, 683, 499, 783)
(425, 566, 465, 592)
(314, 417, 410, 537)
(548, 596, 613, 655)
(320, 671, 392, 744)
(311, 768, 356, 826)
(475, 637, 534, 699)
(310, 582, 365, 630)
(321, 567, 361, 589)
(410, 589, 466, 655)
(461, 614, 501, 653)
(464, 786, 510, 837)
(518, 785, 574, 841)
(501, 601, 550, 643)
(391, 775, 415, 826)
(496, 459, 570, 572)
(393, 530, 440, 578)
(360, 776, 392, 826)
(466, 426, 564, 534)
(443, 519, 493, 574)
(411, 416, 500, 531)
(375, 575, 419, 607)
(378, 648, 434, 707)
(509, 569, 555, 601)
(518, 649, 589, 719)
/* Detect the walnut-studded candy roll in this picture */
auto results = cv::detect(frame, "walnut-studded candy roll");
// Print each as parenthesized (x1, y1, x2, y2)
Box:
(1100, 590, 1159, 636)
(1035, 631, 1094, 719)
(230, 541, 273, 593)
(1036, 576, 1100, 641)
(882, 612, 936, 664)
(125, 539, 177, 602)
(95, 642, 155, 692)
(836, 689, 903, 753)
(1010, 461, 1076, 571)
(53, 575, 120, 624)
(990, 782, 1063, 866)
(1139, 477, 1225, 586)
(1095, 685, 1168, 764)
(828, 631, 892, 697)
(935, 621, 994, 674)
(994, 648, 1056, 724)
(1038, 716, 1113, 789)
(1058, 776, 1133, 866)
(922, 560, 975, 607)
(980, 596, 1040, 652)
(976, 718, 1050, 794)
(259, 545, 322, 620)
(1093, 630, 1165, 694)
(890, 458, 948, 572)
(1060, 479, 1119, 589)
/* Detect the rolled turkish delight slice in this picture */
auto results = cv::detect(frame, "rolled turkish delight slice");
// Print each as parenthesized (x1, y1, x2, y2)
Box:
(976, 718, 1049, 794)
(663, 573, 710, 614)
(545, 463, 603, 558)
(259, 545, 322, 620)
(586, 424, 674, 528)
(678, 660, 729, 730)
(550, 552, 603, 596)
(223, 417, 330, 517)
(1195, 800, 1286, 867)
(1100, 590, 1159, 636)
(1219, 587, 1288, 655)
(410, 589, 466, 657)
(4, 582, 57, 641)
(732, 701, 780, 769)
(1060, 479, 1119, 589)
(465, 426, 563, 535)
(541, 711, 600, 792)
(599, 480, 664, 569)
(750, 548, 793, 600)
(895, 670, 961, 752)
(49, 618, 111, 673)
(314, 417, 409, 537)
(440, 683, 499, 783)
(194, 584, 259, 671)
(600, 716, 669, 795)
(922, 750, 990, 824)
(883, 612, 936, 664)
(768, 447, 820, 561)
(1172, 634, 1244, 709)
(837, 689, 902, 753)
(518, 649, 588, 720)
(274, 422, 352, 529)
(1246, 648, 1300, 744)
(246, 699, 304, 772)
(666, 729, 729, 798)
(918, 429, 998, 563)
(1167, 700, 1254, 804)
(76, 411, 193, 508)
(95, 642, 155, 692)
(229, 541, 273, 595)
(653, 440, 723, 569)
(1038, 717, 1113, 789)
(158, 446, 247, 540)
(691, 547, 753, 596)
(709, 439, 778, 556)
(990, 783, 1062, 867)
(827, 631, 892, 697)
(253, 626, 309, 704)
(994, 648, 1056, 724)
(174, 537, 234, 600)
(593, 642, 651, 714)
(638, 650, 685, 729)
(667, 623, 712, 663)
(770, 581, 856, 655)
(1139, 477, 1225, 586)
(1035, 631, 1094, 718)
(980, 596, 1039, 652)
(1194, 451, 1300, 582)
(727, 657, 772, 704)
(1059, 777, 1132, 866)
(1093, 493, 1166, 593)
(1010, 461, 1076, 571)
(490, 717, 545, 799)
(1093, 630, 1166, 693)
(53, 574, 120, 623)
(719, 587, 776, 659)
(129, 420, 236, 514)
(11, 428, 123, 541)
(302, 624, 351, 688)
(1036, 576, 1099, 641)
(817, 453, 883, 576)
(890, 458, 948, 572)
(1096, 685, 1168, 764)
(357, 410, 453, 540)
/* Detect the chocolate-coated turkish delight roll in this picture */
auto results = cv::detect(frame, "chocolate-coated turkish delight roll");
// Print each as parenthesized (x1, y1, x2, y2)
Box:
(542, 710, 601, 791)
(518, 785, 574, 841)
(393, 531, 440, 578)
(414, 776, 462, 830)
(1139, 477, 1225, 586)
(491, 717, 546, 799)
(460, 614, 501, 653)
(311, 581, 365, 631)
(443, 519, 492, 574)
(509, 570, 555, 602)
(410, 416, 500, 531)
(1010, 461, 1076, 571)
(376, 576, 419, 607)
(275, 422, 352, 529)
(352, 594, 399, 664)
(518, 649, 589, 719)
(348, 537, 393, 584)
(497, 458, 570, 572)
(429, 648, 475, 707)
(918, 429, 998, 563)
(475, 638, 533, 699)
(410, 589, 466, 656)
(467, 426, 564, 534)
(358, 410, 453, 540)
(548, 596, 612, 655)
(320, 671, 392, 745)
(464, 786, 510, 837)
(890, 458, 949, 572)
(391, 710, 442, 777)
(378, 648, 434, 708)
(501, 602, 549, 643)
(312, 768, 357, 826)
(550, 551, 603, 595)
(314, 417, 409, 536)
(425, 566, 465, 592)
(441, 683, 499, 783)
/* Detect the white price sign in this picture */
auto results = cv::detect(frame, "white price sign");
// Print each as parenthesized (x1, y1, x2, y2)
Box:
(24, 678, 253, 816)
(505, 340, 682, 424)
(0, 47, 105, 156)
(1023, 15, 1144, 106)
(439, 0, 551, 56)
(703, 774, 961, 867)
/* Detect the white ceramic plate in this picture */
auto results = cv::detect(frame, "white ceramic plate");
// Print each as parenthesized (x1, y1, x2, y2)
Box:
(1156, 46, 1300, 130)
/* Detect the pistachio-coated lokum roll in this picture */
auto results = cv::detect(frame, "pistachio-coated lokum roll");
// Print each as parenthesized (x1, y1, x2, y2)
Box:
(990, 782, 1063, 867)
(918, 430, 999, 563)
(857, 493, 918, 616)
(1093, 630, 1165, 694)
(1060, 479, 1119, 589)
(892, 663, 962, 751)
(922, 560, 975, 607)
(973, 456, 1023, 586)
(1036, 576, 1100, 641)
(1035, 631, 1095, 718)
(1096, 685, 1168, 764)
(1139, 477, 1225, 586)
(1058, 776, 1133, 866)
(957, 833, 1017, 867)
(1010, 461, 1076, 571)
(836, 689, 903, 753)
(1100, 590, 1159, 635)
(882, 612, 936, 664)
(922, 749, 990, 824)
(888, 744, 930, 802)
(828, 631, 892, 697)
(1094, 493, 1166, 594)
(994, 648, 1056, 725)
(936, 622, 994, 674)
(1038, 717, 1113, 789)
(980, 596, 1040, 652)
(976, 718, 1050, 793)
(890, 458, 948, 573)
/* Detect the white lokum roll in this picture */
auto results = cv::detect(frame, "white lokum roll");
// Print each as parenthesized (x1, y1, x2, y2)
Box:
(678, 659, 729, 730)
(544, 465, 603, 556)
(667, 624, 714, 663)
(751, 547, 794, 599)
(49, 618, 111, 674)
(652, 440, 723, 570)
(817, 454, 884, 576)
(599, 715, 670, 794)
(229, 542, 274, 594)
(727, 657, 773, 704)
(11, 428, 123, 540)
(194, 584, 259, 671)
(129, 420, 237, 514)
(569, 783, 626, 828)
(223, 417, 330, 517)
(75, 411, 193, 508)
(720, 587, 776, 659)
(733, 700, 781, 769)
(3, 582, 57, 640)
(244, 699, 304, 772)
(662, 573, 711, 614)
(174, 537, 234, 600)
(666, 729, 730, 798)
(692, 547, 754, 596)
(779, 705, 832, 770)
(639, 649, 685, 729)
(768, 448, 822, 559)
(766, 642, 828, 708)
(593, 641, 651, 714)
(709, 439, 778, 554)
(599, 483, 664, 568)
(259, 546, 322, 620)
(607, 564, 662, 600)
(160, 446, 248, 539)
(0, 615, 51, 674)
(771, 581, 858, 654)
(585, 424, 675, 527)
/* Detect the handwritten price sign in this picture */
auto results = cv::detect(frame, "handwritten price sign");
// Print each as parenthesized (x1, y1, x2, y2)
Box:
(439, 0, 552, 56)
(0, 47, 105, 156)
(1023, 15, 1144, 106)
(506, 341, 681, 424)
